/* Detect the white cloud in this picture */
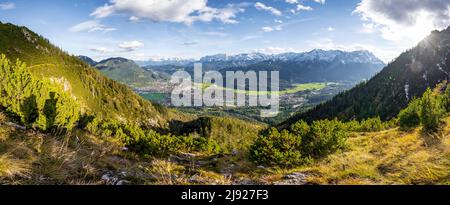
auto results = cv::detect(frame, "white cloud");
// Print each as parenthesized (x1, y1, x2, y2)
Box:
(313, 0, 326, 4)
(255, 2, 282, 16)
(87, 42, 146, 58)
(255, 47, 296, 54)
(69, 20, 116, 33)
(288, 0, 324, 14)
(130, 53, 152, 61)
(354, 0, 450, 45)
(327, 26, 334, 31)
(119, 41, 144, 52)
(91, 0, 245, 25)
(89, 47, 113, 53)
(297, 4, 313, 11)
(90, 4, 115, 18)
(199, 31, 228, 37)
(262, 25, 282, 33)
(0, 2, 14, 10)
(262, 27, 274, 32)
(241, 35, 262, 41)
(183, 41, 198, 46)
(285, 0, 298, 4)
(129, 16, 140, 22)
(359, 23, 375, 33)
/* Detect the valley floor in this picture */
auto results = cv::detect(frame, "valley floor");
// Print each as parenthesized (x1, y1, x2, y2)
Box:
(0, 115, 449, 185)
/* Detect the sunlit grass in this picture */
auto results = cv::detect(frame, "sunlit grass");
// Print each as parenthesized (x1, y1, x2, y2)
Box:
(290, 119, 450, 185)
(0, 154, 30, 179)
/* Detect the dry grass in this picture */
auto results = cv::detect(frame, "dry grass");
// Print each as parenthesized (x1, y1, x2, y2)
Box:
(289, 119, 450, 185)
(0, 112, 6, 122)
(0, 121, 138, 185)
(146, 159, 188, 185)
(0, 154, 31, 179)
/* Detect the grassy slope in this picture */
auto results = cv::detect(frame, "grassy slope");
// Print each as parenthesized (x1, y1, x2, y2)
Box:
(0, 111, 264, 185)
(0, 22, 263, 131)
(208, 117, 266, 152)
(0, 110, 448, 185)
(264, 118, 450, 185)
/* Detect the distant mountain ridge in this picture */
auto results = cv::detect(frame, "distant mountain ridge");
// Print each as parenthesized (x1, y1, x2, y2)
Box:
(201, 50, 384, 65)
(220, 59, 384, 86)
(125, 49, 385, 70)
(77, 56, 169, 88)
(77, 55, 97, 66)
(136, 58, 194, 67)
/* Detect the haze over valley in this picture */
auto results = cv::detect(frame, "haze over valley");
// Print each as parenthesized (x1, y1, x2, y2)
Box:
(78, 49, 386, 124)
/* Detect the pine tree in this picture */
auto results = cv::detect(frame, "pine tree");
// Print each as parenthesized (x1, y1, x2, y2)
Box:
(420, 89, 445, 133)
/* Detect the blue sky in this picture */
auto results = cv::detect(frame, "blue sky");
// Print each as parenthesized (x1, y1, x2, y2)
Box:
(1, 0, 449, 62)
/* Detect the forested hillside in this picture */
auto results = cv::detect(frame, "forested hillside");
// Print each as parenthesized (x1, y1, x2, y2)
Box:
(281, 28, 450, 127)
(0, 22, 167, 127)
(95, 57, 168, 88)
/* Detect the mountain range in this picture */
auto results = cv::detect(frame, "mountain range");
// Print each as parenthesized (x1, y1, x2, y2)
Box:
(79, 50, 386, 91)
(137, 49, 384, 69)
(218, 51, 385, 86)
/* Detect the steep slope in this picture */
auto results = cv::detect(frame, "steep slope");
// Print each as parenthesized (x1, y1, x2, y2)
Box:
(281, 28, 450, 127)
(94, 57, 165, 88)
(0, 22, 265, 158)
(0, 22, 167, 126)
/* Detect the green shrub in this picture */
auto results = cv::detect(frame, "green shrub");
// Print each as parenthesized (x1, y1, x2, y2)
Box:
(0, 54, 80, 132)
(302, 119, 348, 158)
(343, 117, 396, 132)
(250, 128, 304, 167)
(444, 84, 450, 112)
(398, 87, 447, 133)
(359, 117, 384, 132)
(343, 120, 360, 132)
(86, 119, 221, 157)
(290, 120, 310, 137)
(189, 136, 221, 154)
(124, 131, 221, 157)
(250, 119, 349, 167)
(398, 98, 421, 130)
